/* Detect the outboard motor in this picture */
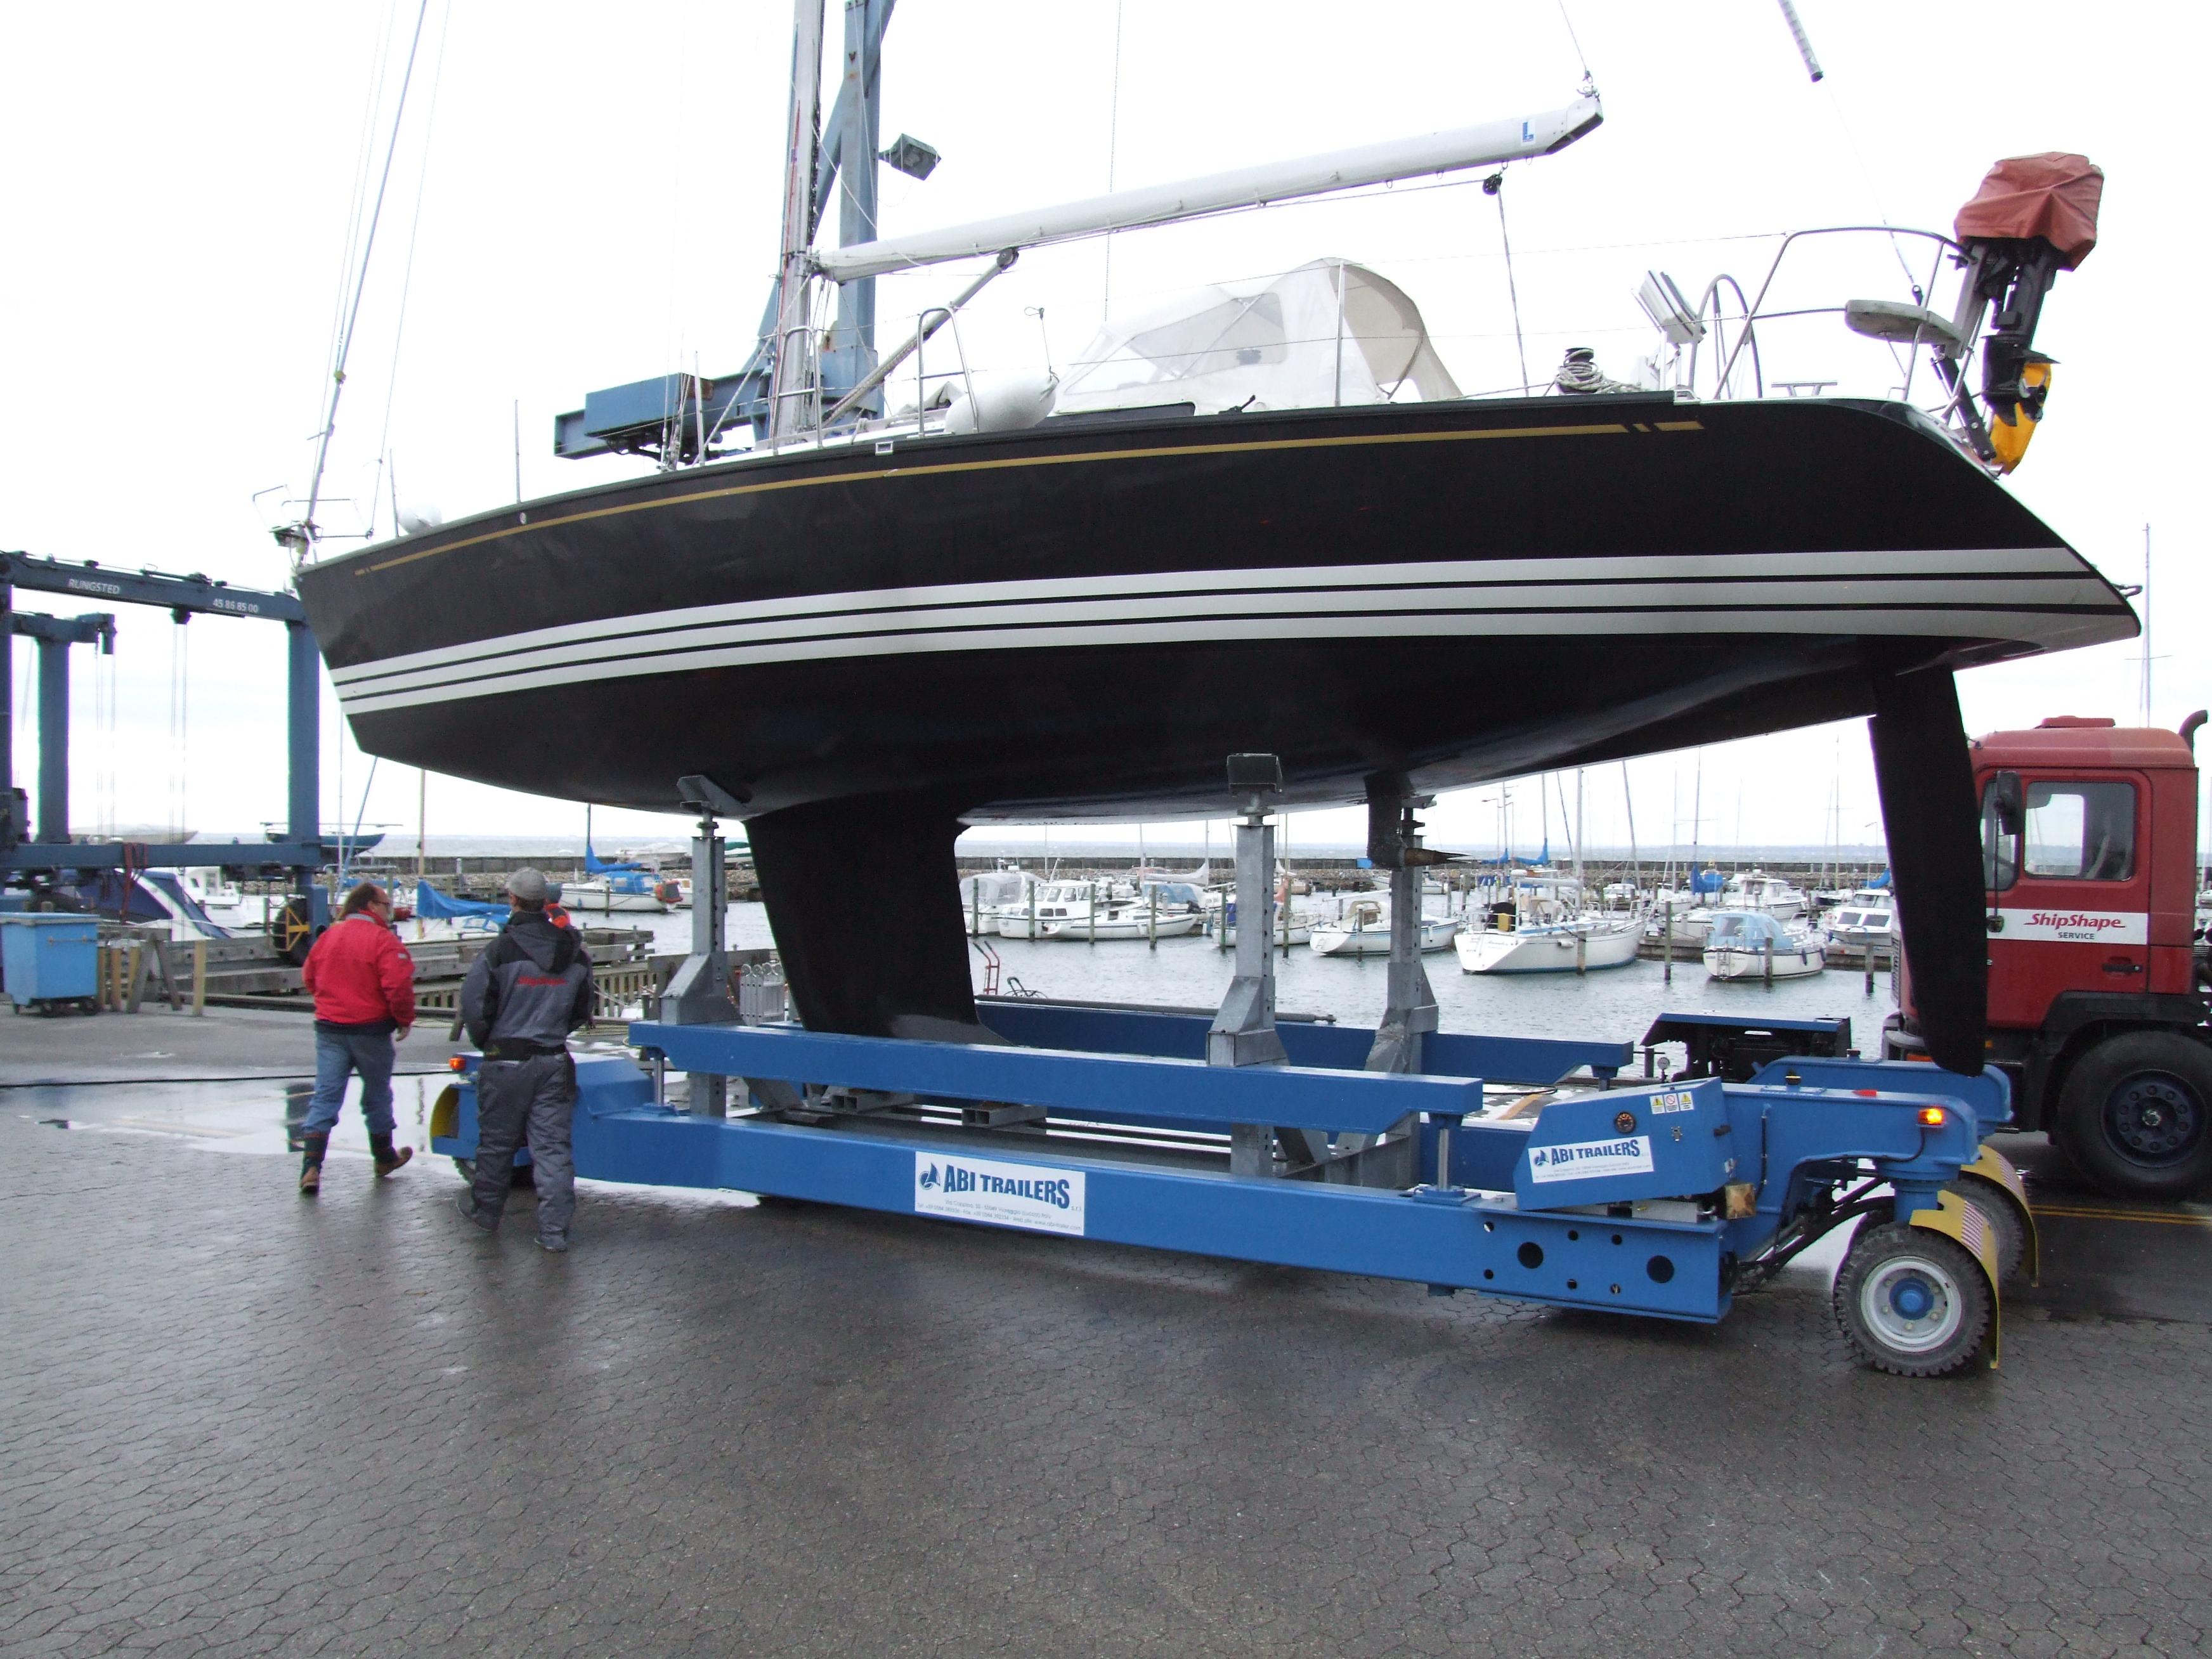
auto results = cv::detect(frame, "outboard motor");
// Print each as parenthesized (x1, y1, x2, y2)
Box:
(1949, 152, 2105, 472)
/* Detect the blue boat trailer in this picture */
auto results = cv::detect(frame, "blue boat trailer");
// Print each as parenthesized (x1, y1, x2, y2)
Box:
(431, 1000, 2037, 1377)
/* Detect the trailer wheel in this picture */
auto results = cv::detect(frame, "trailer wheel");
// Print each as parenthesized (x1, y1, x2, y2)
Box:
(2053, 1032, 2212, 1200)
(1948, 1177, 2026, 1284)
(1834, 1223, 1991, 1377)
(452, 1157, 476, 1183)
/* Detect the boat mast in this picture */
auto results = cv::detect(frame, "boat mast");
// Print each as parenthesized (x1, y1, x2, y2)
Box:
(819, 0, 892, 413)
(1573, 768, 1585, 898)
(767, 0, 827, 443)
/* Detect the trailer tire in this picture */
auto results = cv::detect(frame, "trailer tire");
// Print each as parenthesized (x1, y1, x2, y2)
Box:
(1834, 1223, 1991, 1377)
(1949, 1177, 2027, 1284)
(2053, 1032, 2212, 1200)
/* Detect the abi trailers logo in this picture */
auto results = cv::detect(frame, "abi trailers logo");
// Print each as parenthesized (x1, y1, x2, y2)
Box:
(1526, 1136, 1653, 1185)
(914, 1152, 1086, 1237)
(1997, 908, 2147, 945)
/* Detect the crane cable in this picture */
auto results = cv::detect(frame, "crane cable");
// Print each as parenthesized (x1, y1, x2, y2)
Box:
(370, 0, 452, 540)
(300, 0, 433, 557)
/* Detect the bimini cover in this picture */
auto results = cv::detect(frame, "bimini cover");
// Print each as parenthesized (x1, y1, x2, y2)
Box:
(1953, 152, 2104, 270)
(1053, 259, 1460, 418)
(1706, 911, 1793, 947)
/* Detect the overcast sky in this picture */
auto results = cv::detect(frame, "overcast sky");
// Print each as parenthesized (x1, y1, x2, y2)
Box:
(1, 1, 2197, 857)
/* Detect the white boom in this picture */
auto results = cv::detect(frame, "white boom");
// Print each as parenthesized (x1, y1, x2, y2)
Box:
(811, 95, 1603, 283)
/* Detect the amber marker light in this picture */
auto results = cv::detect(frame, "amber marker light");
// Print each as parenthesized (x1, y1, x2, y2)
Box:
(449, 1056, 468, 1072)
(1917, 1107, 1947, 1126)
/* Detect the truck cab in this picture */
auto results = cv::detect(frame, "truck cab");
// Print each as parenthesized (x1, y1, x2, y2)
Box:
(1893, 714, 2212, 1197)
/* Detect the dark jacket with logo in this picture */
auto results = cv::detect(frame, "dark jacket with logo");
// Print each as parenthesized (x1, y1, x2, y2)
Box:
(460, 911, 595, 1057)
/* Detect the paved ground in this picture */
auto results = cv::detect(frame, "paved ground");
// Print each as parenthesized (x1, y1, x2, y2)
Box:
(0, 1004, 467, 1088)
(4, 1077, 2211, 1659)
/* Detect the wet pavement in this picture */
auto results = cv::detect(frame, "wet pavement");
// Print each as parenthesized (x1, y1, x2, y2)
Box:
(4, 1040, 2211, 1658)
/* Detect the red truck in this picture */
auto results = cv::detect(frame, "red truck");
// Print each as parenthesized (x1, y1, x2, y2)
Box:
(1887, 713, 2211, 1197)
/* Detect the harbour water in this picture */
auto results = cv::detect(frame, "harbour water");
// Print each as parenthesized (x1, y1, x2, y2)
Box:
(655, 901, 1894, 1055)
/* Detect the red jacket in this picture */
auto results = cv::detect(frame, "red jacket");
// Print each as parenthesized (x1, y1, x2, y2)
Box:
(303, 914, 417, 1029)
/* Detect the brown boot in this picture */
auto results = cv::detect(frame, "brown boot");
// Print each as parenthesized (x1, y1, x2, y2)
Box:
(371, 1135, 413, 1178)
(299, 1132, 329, 1195)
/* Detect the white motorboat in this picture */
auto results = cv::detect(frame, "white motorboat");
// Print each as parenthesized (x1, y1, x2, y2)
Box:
(961, 868, 1030, 935)
(1036, 908, 1202, 941)
(1456, 875, 1639, 974)
(1823, 889, 1896, 951)
(1719, 871, 1808, 920)
(1703, 911, 1826, 980)
(995, 880, 1135, 939)
(1309, 899, 1458, 956)
(999, 875, 1207, 940)
(179, 867, 244, 911)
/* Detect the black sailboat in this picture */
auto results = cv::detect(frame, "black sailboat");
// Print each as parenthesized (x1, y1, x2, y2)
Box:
(290, 10, 2124, 1072)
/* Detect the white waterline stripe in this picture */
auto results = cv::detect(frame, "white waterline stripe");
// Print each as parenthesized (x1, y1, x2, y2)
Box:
(334, 575, 2121, 699)
(337, 602, 2135, 715)
(325, 545, 2098, 686)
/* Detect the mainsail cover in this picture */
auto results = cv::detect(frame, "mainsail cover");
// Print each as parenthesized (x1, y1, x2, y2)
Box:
(1054, 260, 1459, 418)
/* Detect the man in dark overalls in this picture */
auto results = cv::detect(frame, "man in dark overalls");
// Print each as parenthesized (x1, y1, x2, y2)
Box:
(457, 868, 596, 1251)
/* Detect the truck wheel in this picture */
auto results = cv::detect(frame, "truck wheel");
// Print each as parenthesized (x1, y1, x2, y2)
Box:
(2053, 1032, 2212, 1200)
(1833, 1222, 1992, 1377)
(453, 1157, 476, 1183)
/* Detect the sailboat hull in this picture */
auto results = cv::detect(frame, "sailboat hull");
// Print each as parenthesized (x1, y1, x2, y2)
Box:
(296, 393, 2131, 1039)
(301, 393, 2131, 825)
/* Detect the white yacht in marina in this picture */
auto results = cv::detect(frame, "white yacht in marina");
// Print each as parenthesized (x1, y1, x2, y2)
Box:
(1309, 897, 1458, 957)
(1703, 911, 1826, 980)
(1455, 872, 1639, 975)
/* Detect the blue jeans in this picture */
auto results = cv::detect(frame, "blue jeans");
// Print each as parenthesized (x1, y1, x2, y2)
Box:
(304, 1027, 397, 1137)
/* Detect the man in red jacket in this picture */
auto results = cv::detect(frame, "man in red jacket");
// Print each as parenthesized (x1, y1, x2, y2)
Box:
(297, 882, 417, 1194)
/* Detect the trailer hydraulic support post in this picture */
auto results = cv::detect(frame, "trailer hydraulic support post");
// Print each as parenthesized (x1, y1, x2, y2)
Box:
(1212, 755, 1288, 1173)
(1363, 774, 1440, 1076)
(667, 773, 748, 1116)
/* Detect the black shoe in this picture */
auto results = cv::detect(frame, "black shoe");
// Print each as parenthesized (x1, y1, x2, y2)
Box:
(457, 1190, 497, 1232)
(535, 1232, 569, 1253)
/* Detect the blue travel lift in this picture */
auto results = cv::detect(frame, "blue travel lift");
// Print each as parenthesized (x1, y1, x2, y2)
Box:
(0, 551, 333, 940)
(432, 760, 2035, 1378)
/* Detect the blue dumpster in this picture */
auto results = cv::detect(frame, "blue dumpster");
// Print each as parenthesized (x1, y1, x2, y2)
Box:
(0, 914, 100, 1013)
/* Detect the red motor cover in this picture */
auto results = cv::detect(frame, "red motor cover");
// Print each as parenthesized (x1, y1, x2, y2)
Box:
(1954, 152, 2104, 269)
